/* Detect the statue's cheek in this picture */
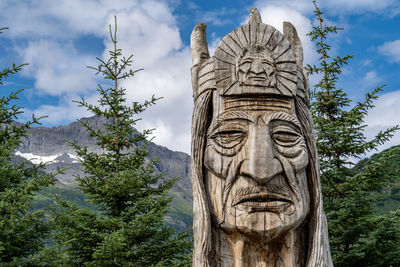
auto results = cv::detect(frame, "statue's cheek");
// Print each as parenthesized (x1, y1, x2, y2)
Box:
(274, 141, 309, 172)
(204, 145, 232, 179)
(204, 144, 247, 179)
(291, 149, 309, 172)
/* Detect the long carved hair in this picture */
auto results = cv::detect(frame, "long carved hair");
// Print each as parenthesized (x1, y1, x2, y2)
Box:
(190, 11, 333, 266)
(190, 74, 333, 267)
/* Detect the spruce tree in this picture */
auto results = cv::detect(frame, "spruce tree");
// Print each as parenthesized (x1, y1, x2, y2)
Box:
(307, 1, 400, 266)
(49, 17, 191, 266)
(0, 27, 56, 265)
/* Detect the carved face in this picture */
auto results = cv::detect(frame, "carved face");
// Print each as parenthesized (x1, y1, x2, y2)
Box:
(236, 45, 277, 88)
(204, 98, 310, 240)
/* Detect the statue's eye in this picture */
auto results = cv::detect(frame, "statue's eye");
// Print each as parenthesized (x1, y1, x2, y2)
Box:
(211, 130, 246, 149)
(261, 60, 273, 67)
(272, 127, 301, 147)
(239, 62, 251, 72)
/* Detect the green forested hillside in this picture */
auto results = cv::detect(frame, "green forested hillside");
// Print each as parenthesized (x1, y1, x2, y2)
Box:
(33, 184, 193, 231)
(17, 114, 194, 231)
(33, 145, 400, 231)
(33, 185, 97, 212)
(354, 145, 400, 214)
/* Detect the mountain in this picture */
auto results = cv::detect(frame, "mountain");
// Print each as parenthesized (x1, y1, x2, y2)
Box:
(18, 116, 398, 229)
(16, 116, 193, 230)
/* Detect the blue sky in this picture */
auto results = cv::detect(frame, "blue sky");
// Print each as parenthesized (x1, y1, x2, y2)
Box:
(1, 0, 400, 155)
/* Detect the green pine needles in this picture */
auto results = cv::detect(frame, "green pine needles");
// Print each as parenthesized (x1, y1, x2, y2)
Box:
(46, 17, 191, 266)
(0, 27, 58, 265)
(308, 1, 400, 266)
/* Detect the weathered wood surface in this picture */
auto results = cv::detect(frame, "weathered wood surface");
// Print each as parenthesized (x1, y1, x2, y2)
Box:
(190, 8, 333, 267)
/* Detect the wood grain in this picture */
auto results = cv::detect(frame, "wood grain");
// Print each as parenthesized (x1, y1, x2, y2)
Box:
(190, 8, 333, 267)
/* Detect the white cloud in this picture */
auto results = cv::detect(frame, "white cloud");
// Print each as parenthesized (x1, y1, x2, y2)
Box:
(254, 0, 314, 15)
(250, 0, 399, 16)
(101, 8, 182, 69)
(321, 0, 400, 16)
(378, 40, 400, 63)
(363, 59, 372, 66)
(251, 4, 316, 65)
(362, 71, 381, 85)
(142, 118, 192, 153)
(120, 47, 194, 153)
(197, 9, 234, 26)
(208, 32, 222, 57)
(0, 0, 177, 39)
(21, 93, 94, 125)
(364, 90, 400, 155)
(100, 7, 192, 153)
(3, 0, 193, 153)
(18, 40, 97, 96)
(5, 0, 399, 156)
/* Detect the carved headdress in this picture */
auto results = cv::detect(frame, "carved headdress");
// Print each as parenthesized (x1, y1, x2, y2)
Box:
(190, 8, 332, 266)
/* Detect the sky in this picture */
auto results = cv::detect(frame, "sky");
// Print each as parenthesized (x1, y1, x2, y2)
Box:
(1, 0, 400, 157)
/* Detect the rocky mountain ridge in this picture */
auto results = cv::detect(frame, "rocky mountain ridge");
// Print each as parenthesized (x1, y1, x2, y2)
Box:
(16, 116, 193, 229)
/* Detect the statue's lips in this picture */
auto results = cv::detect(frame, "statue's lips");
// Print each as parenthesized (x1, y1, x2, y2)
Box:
(232, 192, 292, 213)
(248, 75, 267, 82)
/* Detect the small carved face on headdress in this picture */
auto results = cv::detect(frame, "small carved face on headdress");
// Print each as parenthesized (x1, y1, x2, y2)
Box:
(213, 23, 298, 97)
(236, 44, 277, 88)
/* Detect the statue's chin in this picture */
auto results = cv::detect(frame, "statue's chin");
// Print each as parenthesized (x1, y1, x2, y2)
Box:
(217, 206, 308, 242)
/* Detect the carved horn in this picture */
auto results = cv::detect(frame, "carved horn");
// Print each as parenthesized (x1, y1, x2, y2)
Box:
(283, 21, 304, 66)
(190, 23, 209, 66)
(249, 7, 262, 25)
(190, 23, 210, 97)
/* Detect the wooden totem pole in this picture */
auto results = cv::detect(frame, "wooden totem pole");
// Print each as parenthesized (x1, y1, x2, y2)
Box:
(190, 8, 333, 267)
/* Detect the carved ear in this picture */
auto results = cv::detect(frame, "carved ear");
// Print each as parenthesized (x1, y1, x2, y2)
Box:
(283, 21, 303, 66)
(190, 23, 210, 66)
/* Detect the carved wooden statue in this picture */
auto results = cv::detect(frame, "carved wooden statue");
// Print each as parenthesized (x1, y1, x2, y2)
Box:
(190, 8, 333, 267)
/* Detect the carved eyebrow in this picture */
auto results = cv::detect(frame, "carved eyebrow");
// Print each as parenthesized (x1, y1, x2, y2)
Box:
(266, 112, 301, 129)
(216, 111, 256, 124)
(209, 111, 256, 134)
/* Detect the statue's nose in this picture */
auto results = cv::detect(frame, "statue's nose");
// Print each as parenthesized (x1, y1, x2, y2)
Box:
(250, 60, 264, 74)
(240, 125, 282, 184)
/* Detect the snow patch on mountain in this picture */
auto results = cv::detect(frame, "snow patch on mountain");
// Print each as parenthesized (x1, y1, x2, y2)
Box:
(15, 151, 81, 164)
(68, 153, 81, 163)
(15, 151, 60, 164)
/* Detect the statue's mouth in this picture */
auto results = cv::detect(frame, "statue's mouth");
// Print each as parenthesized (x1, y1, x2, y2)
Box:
(247, 75, 267, 83)
(249, 76, 266, 81)
(232, 192, 292, 213)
